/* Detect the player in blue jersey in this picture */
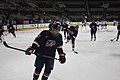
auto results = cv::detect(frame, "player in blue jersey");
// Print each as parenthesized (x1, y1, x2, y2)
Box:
(89, 21, 98, 41)
(66, 25, 79, 51)
(61, 23, 69, 39)
(25, 23, 66, 80)
(7, 22, 16, 37)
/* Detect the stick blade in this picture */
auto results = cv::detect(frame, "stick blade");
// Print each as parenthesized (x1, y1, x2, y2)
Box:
(74, 51, 78, 54)
(3, 41, 9, 47)
(110, 39, 114, 41)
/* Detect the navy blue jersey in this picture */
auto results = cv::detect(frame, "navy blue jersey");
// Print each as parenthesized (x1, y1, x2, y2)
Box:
(7, 24, 15, 32)
(68, 26, 78, 37)
(33, 30, 63, 57)
(117, 24, 120, 30)
(62, 23, 68, 31)
(89, 22, 97, 31)
(74, 25, 79, 37)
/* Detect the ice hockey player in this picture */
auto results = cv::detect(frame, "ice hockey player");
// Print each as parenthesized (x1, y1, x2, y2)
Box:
(75, 25, 79, 34)
(113, 20, 117, 26)
(116, 22, 120, 41)
(7, 22, 16, 37)
(25, 23, 66, 80)
(61, 23, 69, 39)
(89, 20, 97, 41)
(66, 25, 79, 51)
(81, 19, 87, 29)
(0, 23, 4, 42)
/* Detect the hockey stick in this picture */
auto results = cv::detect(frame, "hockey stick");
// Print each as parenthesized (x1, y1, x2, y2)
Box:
(3, 41, 26, 52)
(110, 36, 117, 41)
(3, 41, 59, 60)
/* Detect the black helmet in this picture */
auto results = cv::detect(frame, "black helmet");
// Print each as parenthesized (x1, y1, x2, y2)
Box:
(52, 23, 61, 30)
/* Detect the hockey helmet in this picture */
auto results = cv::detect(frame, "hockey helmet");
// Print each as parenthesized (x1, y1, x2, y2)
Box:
(52, 23, 61, 30)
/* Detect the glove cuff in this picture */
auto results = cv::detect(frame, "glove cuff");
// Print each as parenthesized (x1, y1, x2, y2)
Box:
(59, 53, 66, 56)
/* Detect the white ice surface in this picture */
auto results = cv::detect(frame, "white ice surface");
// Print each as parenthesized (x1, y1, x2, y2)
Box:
(0, 26, 120, 80)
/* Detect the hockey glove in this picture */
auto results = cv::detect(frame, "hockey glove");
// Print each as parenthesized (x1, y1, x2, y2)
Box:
(25, 46, 34, 55)
(59, 53, 66, 64)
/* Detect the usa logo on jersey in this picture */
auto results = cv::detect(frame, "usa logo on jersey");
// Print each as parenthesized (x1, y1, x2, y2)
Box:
(45, 40, 56, 47)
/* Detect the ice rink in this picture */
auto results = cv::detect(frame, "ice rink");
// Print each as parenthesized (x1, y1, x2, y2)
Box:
(0, 26, 120, 80)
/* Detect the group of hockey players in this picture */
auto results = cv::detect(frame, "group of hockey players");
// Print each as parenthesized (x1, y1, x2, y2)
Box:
(89, 20, 120, 41)
(1, 19, 120, 80)
(81, 19, 120, 41)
